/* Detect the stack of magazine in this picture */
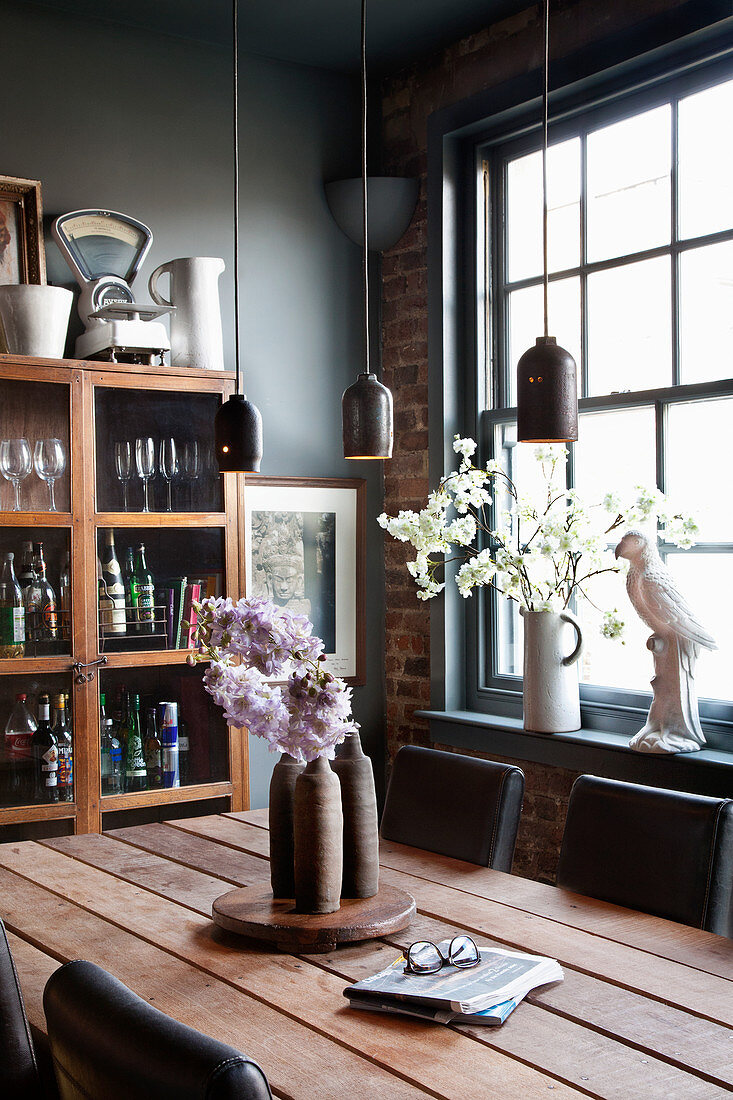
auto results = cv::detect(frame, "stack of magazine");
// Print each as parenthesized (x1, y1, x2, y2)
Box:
(344, 941, 563, 1026)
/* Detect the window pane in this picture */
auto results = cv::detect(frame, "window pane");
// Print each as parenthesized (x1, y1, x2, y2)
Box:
(679, 78, 733, 240)
(577, 567, 656, 693)
(507, 278, 581, 405)
(587, 257, 671, 395)
(587, 105, 671, 262)
(679, 241, 733, 385)
(666, 553, 732, 701)
(574, 407, 657, 502)
(506, 139, 581, 282)
(666, 398, 733, 541)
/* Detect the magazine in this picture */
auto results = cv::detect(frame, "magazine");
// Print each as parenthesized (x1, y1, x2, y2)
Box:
(344, 940, 563, 1016)
(348, 993, 522, 1027)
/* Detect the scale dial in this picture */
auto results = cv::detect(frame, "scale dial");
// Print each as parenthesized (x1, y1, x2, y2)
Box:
(52, 209, 153, 288)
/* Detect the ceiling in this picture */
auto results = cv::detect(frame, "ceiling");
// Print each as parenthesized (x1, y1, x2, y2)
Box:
(32, 0, 531, 73)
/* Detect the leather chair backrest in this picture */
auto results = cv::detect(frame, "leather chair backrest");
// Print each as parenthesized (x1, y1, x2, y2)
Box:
(43, 960, 273, 1100)
(380, 745, 524, 870)
(0, 918, 45, 1100)
(557, 774, 733, 937)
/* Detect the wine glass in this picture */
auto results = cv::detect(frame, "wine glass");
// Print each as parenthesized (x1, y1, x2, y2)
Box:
(135, 436, 156, 513)
(114, 441, 133, 511)
(181, 440, 201, 510)
(159, 437, 179, 512)
(0, 438, 32, 512)
(33, 438, 66, 512)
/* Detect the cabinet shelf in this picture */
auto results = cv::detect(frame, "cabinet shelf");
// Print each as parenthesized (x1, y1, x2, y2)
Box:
(0, 802, 76, 826)
(0, 512, 73, 526)
(95, 512, 228, 528)
(100, 781, 232, 812)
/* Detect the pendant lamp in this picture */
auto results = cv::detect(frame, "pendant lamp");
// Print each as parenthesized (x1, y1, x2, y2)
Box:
(342, 0, 394, 460)
(516, 0, 578, 444)
(215, 0, 264, 474)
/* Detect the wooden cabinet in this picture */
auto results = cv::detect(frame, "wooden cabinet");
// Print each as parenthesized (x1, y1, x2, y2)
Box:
(0, 353, 248, 838)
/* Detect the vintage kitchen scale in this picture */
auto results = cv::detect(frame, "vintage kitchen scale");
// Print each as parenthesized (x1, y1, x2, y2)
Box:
(52, 209, 172, 365)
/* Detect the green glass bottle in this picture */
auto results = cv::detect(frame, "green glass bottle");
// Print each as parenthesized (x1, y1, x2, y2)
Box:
(132, 543, 155, 636)
(124, 693, 147, 793)
(123, 548, 136, 634)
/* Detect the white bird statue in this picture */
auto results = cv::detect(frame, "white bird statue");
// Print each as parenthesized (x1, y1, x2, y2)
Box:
(615, 530, 716, 753)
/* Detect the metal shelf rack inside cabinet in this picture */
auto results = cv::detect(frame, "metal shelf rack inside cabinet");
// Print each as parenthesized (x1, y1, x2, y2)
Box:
(0, 354, 249, 838)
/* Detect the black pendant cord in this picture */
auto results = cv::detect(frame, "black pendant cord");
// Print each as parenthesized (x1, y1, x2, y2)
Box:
(361, 0, 370, 376)
(542, 0, 550, 340)
(233, 0, 242, 396)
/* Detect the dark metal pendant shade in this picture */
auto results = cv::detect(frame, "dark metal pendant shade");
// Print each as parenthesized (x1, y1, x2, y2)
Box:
(517, 337, 578, 442)
(215, 393, 263, 472)
(342, 372, 393, 459)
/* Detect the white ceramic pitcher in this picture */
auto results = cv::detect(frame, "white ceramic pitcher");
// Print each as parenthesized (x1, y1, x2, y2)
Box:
(148, 256, 225, 371)
(521, 608, 583, 733)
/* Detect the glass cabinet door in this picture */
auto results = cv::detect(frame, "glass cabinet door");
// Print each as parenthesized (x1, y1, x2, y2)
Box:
(94, 386, 223, 514)
(0, 671, 76, 812)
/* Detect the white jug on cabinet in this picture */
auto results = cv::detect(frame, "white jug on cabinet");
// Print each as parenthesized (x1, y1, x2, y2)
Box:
(149, 256, 225, 371)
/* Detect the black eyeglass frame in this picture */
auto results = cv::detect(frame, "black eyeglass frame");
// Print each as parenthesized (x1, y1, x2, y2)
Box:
(403, 935, 481, 975)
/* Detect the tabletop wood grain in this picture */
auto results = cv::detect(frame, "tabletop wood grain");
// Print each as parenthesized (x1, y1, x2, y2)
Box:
(1, 811, 731, 1100)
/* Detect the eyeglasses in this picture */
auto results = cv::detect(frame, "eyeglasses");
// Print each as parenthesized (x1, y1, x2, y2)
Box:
(403, 935, 480, 975)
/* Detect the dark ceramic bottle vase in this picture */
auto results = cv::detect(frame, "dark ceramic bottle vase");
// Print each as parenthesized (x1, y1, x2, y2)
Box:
(268, 752, 305, 898)
(331, 731, 379, 898)
(293, 755, 343, 914)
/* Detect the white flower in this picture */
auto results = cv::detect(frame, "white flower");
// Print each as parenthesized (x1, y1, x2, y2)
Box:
(602, 609, 625, 640)
(452, 434, 477, 460)
(446, 514, 477, 546)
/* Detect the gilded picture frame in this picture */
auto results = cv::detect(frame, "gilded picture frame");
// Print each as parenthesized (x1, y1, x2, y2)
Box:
(0, 175, 46, 286)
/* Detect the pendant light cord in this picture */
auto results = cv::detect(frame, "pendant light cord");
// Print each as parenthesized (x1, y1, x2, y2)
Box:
(542, 0, 549, 339)
(361, 0, 370, 375)
(233, 0, 242, 395)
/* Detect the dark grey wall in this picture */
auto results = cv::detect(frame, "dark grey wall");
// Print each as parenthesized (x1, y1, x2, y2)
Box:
(3, 1, 386, 807)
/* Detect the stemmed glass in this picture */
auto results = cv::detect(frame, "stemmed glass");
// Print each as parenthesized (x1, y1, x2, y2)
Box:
(135, 436, 156, 513)
(0, 438, 32, 512)
(181, 440, 201, 510)
(33, 438, 66, 512)
(115, 441, 133, 512)
(159, 437, 179, 512)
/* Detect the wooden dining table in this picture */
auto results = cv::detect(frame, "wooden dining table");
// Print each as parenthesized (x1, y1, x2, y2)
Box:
(1, 810, 731, 1099)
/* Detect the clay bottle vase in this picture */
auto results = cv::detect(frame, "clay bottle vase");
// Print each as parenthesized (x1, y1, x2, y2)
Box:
(268, 753, 304, 898)
(331, 732, 379, 898)
(293, 755, 343, 914)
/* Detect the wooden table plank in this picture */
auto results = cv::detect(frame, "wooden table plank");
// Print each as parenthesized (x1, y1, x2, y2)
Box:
(34, 833, 733, 1099)
(228, 808, 269, 829)
(167, 815, 270, 857)
(379, 841, 733, 981)
(1, 869, 432, 1100)
(105, 823, 271, 886)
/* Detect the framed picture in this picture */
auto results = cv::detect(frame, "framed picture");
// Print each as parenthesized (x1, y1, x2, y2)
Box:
(243, 476, 366, 684)
(0, 176, 46, 286)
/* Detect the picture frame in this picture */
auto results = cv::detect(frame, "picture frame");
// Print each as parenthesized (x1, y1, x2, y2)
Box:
(243, 476, 366, 684)
(0, 175, 46, 286)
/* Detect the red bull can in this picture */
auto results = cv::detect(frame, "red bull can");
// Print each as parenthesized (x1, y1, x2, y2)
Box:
(158, 701, 179, 788)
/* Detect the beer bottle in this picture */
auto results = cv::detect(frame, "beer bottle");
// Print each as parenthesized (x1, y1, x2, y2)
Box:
(53, 693, 74, 803)
(144, 707, 163, 789)
(32, 693, 58, 803)
(123, 548, 136, 633)
(132, 544, 155, 636)
(124, 693, 147, 793)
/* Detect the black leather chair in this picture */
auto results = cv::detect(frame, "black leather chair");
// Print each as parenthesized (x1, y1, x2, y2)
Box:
(380, 745, 524, 870)
(557, 774, 733, 937)
(0, 918, 46, 1100)
(43, 960, 273, 1100)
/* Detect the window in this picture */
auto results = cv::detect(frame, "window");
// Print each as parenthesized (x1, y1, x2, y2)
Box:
(478, 64, 733, 722)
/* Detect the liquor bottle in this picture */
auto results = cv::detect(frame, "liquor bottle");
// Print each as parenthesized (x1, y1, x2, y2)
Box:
(132, 544, 155, 636)
(178, 717, 190, 786)
(101, 530, 126, 635)
(123, 548, 136, 633)
(124, 693, 147, 793)
(144, 707, 163, 790)
(17, 541, 35, 592)
(24, 543, 58, 642)
(111, 686, 127, 791)
(0, 552, 25, 658)
(100, 693, 122, 796)
(4, 693, 36, 805)
(53, 693, 74, 803)
(31, 693, 58, 803)
(59, 551, 71, 642)
(98, 555, 114, 638)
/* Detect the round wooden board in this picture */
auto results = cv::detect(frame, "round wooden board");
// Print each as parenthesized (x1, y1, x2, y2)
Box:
(212, 883, 416, 953)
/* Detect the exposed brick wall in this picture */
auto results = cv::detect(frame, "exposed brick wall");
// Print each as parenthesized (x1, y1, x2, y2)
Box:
(379, 0, 691, 881)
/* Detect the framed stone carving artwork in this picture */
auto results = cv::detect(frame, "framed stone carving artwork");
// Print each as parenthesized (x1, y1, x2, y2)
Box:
(243, 476, 366, 684)
(0, 176, 46, 285)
